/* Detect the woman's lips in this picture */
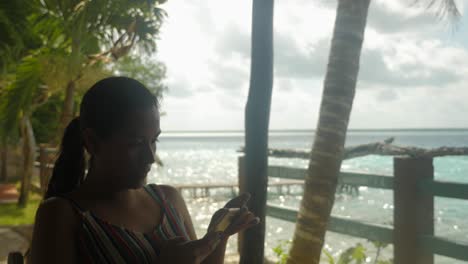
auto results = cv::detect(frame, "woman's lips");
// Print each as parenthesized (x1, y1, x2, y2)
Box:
(135, 165, 151, 176)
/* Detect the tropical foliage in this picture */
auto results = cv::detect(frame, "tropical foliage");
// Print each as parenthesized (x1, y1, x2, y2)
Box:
(110, 54, 167, 99)
(1, 0, 167, 138)
(0, 1, 168, 206)
(274, 239, 392, 264)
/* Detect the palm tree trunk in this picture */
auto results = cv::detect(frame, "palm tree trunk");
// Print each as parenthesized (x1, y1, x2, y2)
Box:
(1, 138, 7, 182)
(240, 0, 274, 263)
(56, 38, 81, 143)
(56, 79, 76, 143)
(287, 1, 371, 263)
(18, 115, 37, 207)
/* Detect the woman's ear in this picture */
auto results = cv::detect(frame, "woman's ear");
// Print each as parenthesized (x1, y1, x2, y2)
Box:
(83, 128, 99, 155)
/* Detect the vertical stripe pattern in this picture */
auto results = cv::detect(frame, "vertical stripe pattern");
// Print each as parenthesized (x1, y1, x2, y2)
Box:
(72, 184, 190, 263)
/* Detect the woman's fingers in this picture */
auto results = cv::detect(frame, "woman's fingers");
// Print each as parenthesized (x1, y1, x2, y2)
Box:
(208, 208, 228, 231)
(224, 193, 250, 208)
(161, 236, 186, 247)
(186, 232, 223, 261)
(224, 209, 260, 235)
(207, 194, 259, 237)
(245, 215, 260, 227)
(208, 208, 243, 233)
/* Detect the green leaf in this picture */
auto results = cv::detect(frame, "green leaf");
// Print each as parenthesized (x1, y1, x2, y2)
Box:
(351, 243, 366, 261)
(323, 249, 336, 264)
(0, 54, 42, 138)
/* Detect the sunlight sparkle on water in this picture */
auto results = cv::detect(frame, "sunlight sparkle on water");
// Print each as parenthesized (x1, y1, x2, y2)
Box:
(151, 131, 468, 263)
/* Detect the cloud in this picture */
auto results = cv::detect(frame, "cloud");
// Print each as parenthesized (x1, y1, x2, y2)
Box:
(274, 34, 329, 79)
(215, 24, 251, 59)
(214, 27, 464, 90)
(272, 32, 462, 89)
(208, 59, 249, 93)
(193, 2, 217, 35)
(367, 0, 437, 35)
(359, 46, 460, 87)
(166, 77, 195, 98)
(318, 0, 452, 36)
(275, 78, 294, 91)
(158, 0, 468, 130)
(351, 83, 468, 129)
(375, 87, 399, 102)
(216, 92, 245, 111)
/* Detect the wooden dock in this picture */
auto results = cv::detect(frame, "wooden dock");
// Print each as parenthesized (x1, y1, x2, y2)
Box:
(174, 180, 304, 198)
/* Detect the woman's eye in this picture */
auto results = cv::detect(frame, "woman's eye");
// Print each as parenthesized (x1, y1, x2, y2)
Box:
(129, 138, 158, 147)
(131, 139, 144, 146)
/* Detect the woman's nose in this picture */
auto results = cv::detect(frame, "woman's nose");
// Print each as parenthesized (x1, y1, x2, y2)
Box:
(142, 142, 156, 164)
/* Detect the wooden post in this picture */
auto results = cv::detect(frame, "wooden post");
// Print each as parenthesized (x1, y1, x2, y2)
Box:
(18, 116, 36, 207)
(394, 157, 434, 264)
(241, 0, 274, 262)
(39, 145, 48, 194)
(1, 139, 7, 182)
(238, 155, 246, 255)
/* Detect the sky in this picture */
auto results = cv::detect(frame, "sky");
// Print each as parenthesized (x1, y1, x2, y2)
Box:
(154, 0, 468, 131)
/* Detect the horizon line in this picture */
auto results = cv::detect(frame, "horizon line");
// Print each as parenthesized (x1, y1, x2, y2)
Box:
(162, 128, 468, 133)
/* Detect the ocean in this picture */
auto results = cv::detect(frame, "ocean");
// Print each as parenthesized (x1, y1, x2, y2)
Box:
(147, 129, 468, 263)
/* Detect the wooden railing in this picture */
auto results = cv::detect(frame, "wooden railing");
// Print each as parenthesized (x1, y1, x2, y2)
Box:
(238, 156, 468, 263)
(35, 147, 468, 261)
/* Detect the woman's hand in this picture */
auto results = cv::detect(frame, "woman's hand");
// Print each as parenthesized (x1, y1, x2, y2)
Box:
(207, 193, 260, 237)
(156, 232, 223, 264)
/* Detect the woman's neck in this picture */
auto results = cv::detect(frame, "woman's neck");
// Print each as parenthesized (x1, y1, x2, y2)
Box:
(78, 169, 137, 203)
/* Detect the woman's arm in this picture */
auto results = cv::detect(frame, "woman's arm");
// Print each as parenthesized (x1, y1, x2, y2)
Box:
(199, 237, 228, 264)
(28, 198, 79, 264)
(160, 185, 227, 264)
(159, 185, 198, 240)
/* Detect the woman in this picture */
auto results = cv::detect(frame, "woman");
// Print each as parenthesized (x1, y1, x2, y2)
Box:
(29, 77, 259, 263)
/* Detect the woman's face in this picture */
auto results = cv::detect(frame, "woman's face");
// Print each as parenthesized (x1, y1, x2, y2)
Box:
(94, 106, 161, 189)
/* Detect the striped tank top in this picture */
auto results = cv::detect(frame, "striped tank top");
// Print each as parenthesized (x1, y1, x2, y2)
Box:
(63, 184, 191, 263)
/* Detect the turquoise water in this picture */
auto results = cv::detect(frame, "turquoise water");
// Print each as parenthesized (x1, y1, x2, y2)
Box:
(147, 130, 468, 263)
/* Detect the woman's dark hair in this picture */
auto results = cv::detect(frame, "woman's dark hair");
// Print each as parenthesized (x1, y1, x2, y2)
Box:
(45, 77, 158, 199)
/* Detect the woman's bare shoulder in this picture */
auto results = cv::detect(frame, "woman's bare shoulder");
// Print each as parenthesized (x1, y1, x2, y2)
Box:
(156, 184, 197, 239)
(30, 197, 81, 263)
(156, 184, 180, 199)
(155, 184, 187, 208)
(35, 196, 80, 227)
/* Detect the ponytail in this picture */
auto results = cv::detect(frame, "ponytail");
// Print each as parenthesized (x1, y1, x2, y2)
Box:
(44, 117, 85, 199)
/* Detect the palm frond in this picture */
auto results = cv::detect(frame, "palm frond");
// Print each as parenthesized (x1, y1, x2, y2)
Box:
(38, 48, 80, 94)
(0, 0, 40, 48)
(0, 54, 42, 138)
(111, 54, 167, 99)
(74, 65, 112, 93)
(414, 0, 461, 22)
